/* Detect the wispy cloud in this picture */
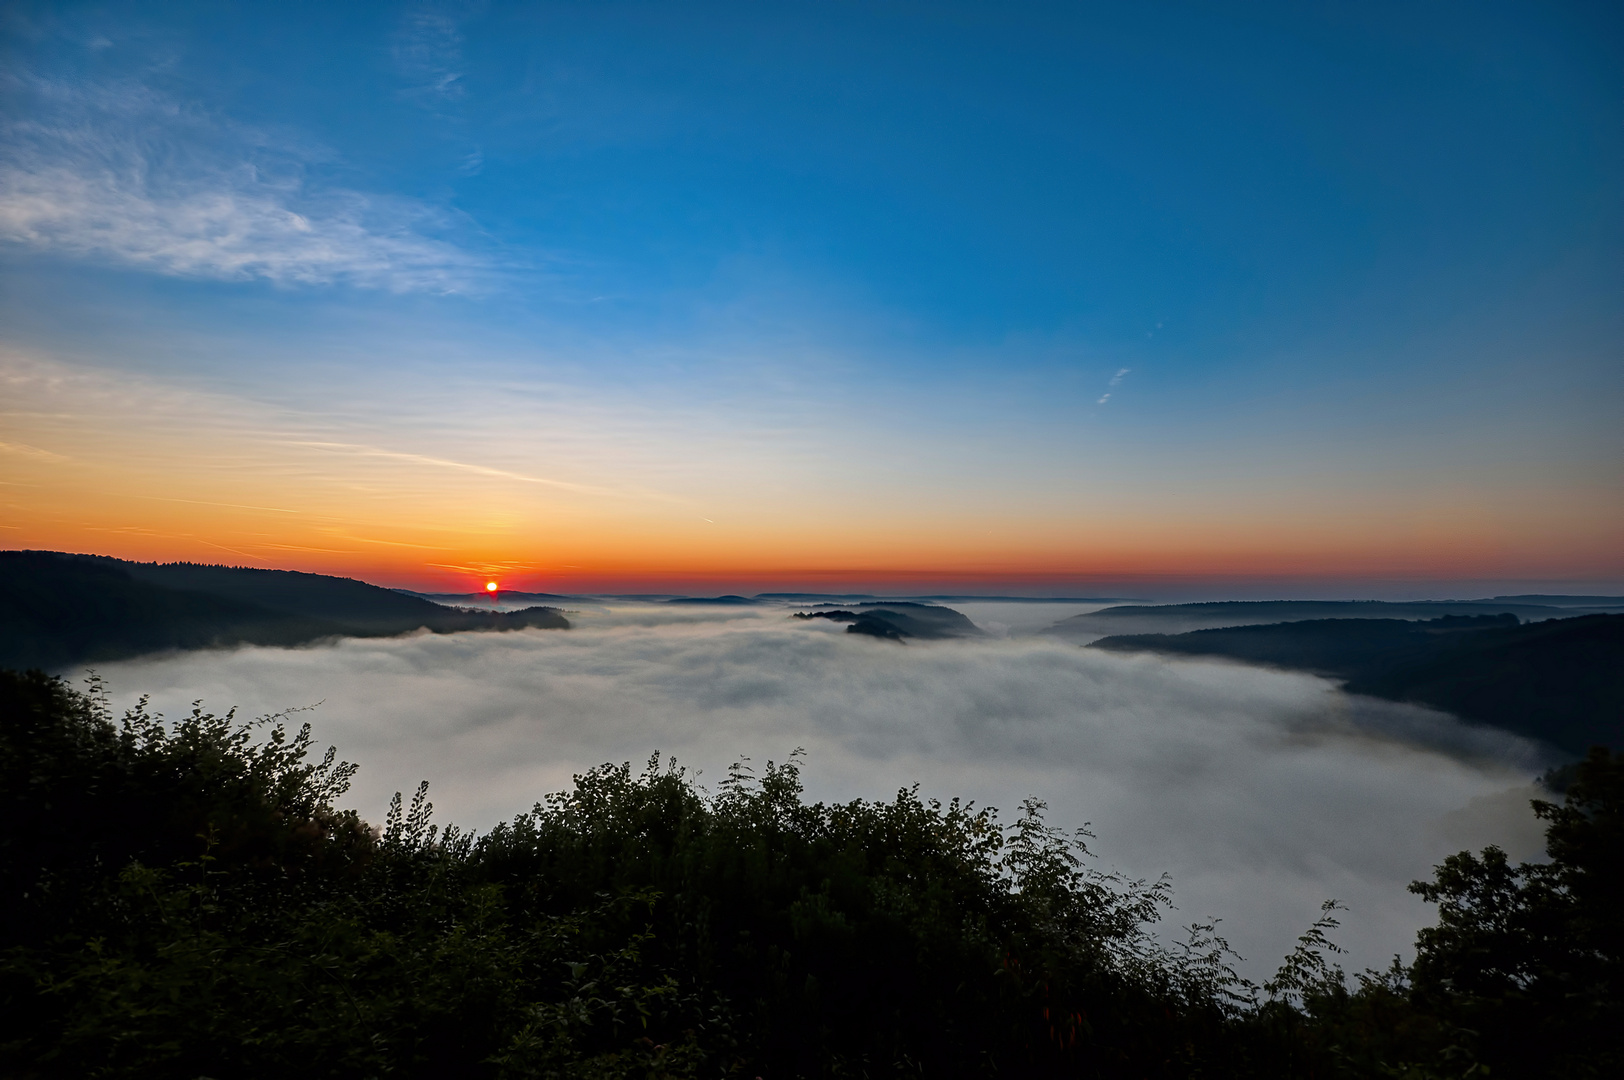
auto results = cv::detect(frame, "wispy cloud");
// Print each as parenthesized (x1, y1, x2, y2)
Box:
(1097, 367, 1130, 406)
(0, 349, 701, 532)
(285, 440, 631, 497)
(393, 3, 480, 104)
(133, 495, 300, 514)
(0, 74, 489, 291)
(0, 440, 69, 462)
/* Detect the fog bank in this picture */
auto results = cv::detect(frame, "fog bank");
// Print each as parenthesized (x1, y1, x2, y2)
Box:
(95, 605, 1550, 980)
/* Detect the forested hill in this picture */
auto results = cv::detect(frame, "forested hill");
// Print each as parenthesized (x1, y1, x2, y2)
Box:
(0, 551, 569, 672)
(1090, 613, 1624, 754)
(1050, 597, 1623, 638)
(792, 601, 984, 641)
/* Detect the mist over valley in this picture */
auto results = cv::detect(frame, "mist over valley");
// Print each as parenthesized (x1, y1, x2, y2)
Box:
(77, 588, 1560, 982)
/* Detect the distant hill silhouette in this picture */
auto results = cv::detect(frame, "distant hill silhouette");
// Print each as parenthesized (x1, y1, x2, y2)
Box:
(794, 602, 982, 641)
(1089, 613, 1624, 754)
(404, 590, 581, 605)
(761, 593, 1130, 603)
(0, 551, 569, 672)
(1049, 598, 1617, 639)
(1484, 594, 1624, 608)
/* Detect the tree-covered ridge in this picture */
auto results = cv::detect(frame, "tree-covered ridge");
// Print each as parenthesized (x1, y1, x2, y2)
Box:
(1089, 613, 1624, 754)
(791, 602, 984, 641)
(1051, 599, 1624, 640)
(0, 550, 569, 672)
(1, 668, 1618, 1077)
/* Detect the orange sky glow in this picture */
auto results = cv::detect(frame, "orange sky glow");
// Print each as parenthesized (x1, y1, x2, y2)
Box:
(4, 351, 1619, 596)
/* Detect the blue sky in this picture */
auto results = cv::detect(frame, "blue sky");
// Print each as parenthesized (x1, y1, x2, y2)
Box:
(2, 1, 1620, 591)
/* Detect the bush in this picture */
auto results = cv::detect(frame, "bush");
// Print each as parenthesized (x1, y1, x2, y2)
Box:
(1, 669, 1618, 1077)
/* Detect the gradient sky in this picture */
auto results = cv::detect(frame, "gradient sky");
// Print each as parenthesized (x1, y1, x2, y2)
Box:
(2, 0, 1620, 594)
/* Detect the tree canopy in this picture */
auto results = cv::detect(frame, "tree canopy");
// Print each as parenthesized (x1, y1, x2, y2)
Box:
(1, 667, 1617, 1077)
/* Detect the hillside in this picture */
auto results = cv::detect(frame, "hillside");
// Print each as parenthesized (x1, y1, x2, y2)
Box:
(793, 601, 983, 641)
(0, 551, 569, 672)
(1089, 613, 1624, 753)
(1049, 598, 1617, 639)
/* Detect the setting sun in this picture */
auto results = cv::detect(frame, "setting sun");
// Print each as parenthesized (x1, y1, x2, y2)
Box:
(485, 582, 498, 592)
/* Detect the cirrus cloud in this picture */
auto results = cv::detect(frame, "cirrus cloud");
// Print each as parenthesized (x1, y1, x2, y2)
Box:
(0, 73, 490, 292)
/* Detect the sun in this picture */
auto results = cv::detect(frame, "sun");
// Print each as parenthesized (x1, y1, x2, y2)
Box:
(485, 581, 498, 592)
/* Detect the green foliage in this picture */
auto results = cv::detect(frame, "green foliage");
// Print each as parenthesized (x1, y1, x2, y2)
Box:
(1, 668, 1618, 1078)
(1401, 746, 1623, 1077)
(1254, 747, 1624, 1079)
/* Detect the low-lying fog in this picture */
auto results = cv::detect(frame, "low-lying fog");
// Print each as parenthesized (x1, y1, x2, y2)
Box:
(94, 601, 1551, 982)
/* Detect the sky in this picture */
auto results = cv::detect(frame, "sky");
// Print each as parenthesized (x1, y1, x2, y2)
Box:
(2, 0, 1621, 594)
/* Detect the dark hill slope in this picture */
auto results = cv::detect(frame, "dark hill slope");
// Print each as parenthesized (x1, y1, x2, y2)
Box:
(1050, 599, 1591, 639)
(1342, 615, 1624, 755)
(1, 554, 340, 672)
(794, 602, 982, 641)
(1, 551, 568, 672)
(104, 558, 478, 633)
(1089, 614, 1624, 754)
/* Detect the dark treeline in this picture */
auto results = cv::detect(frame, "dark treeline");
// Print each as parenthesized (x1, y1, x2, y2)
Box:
(1, 668, 1618, 1078)
(1090, 613, 1624, 755)
(792, 603, 983, 642)
(0, 551, 569, 672)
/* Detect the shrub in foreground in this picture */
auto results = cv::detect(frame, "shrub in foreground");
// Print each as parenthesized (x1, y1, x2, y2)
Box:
(1, 668, 1618, 1077)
